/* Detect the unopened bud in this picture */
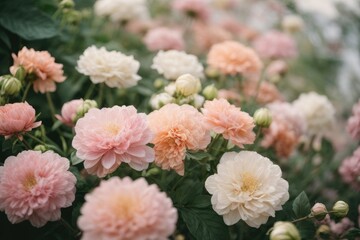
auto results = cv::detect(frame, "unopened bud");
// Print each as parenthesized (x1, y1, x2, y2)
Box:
(205, 66, 220, 78)
(311, 203, 327, 221)
(332, 201, 349, 218)
(1, 76, 22, 96)
(270, 221, 301, 240)
(253, 108, 272, 128)
(175, 74, 201, 97)
(34, 145, 47, 152)
(150, 93, 173, 109)
(282, 15, 304, 33)
(202, 84, 218, 100)
(316, 225, 330, 238)
(15, 66, 26, 81)
(153, 78, 166, 89)
(193, 94, 205, 109)
(74, 99, 97, 121)
(60, 0, 75, 9)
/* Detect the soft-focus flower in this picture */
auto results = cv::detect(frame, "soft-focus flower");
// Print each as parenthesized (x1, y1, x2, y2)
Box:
(205, 151, 289, 227)
(77, 46, 141, 88)
(262, 102, 306, 158)
(242, 80, 283, 104)
(94, 0, 149, 22)
(270, 222, 301, 240)
(266, 60, 288, 79)
(144, 27, 185, 51)
(172, 0, 210, 21)
(0, 150, 76, 227)
(253, 31, 297, 59)
(72, 106, 154, 177)
(294, 0, 338, 19)
(10, 47, 65, 93)
(202, 84, 218, 100)
(73, 99, 98, 122)
(346, 100, 360, 140)
(175, 74, 201, 97)
(151, 50, 204, 80)
(148, 104, 210, 175)
(78, 177, 177, 240)
(292, 92, 335, 137)
(339, 147, 360, 190)
(150, 93, 174, 109)
(56, 99, 84, 127)
(311, 203, 328, 221)
(282, 15, 304, 33)
(207, 41, 262, 76)
(329, 217, 354, 236)
(193, 22, 232, 52)
(202, 98, 255, 148)
(0, 102, 41, 140)
(217, 89, 242, 105)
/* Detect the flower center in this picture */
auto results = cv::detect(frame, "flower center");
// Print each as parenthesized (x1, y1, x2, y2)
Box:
(240, 172, 260, 193)
(23, 172, 37, 191)
(110, 195, 139, 220)
(104, 123, 121, 136)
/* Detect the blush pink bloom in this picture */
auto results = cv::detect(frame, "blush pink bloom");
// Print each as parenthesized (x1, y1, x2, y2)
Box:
(10, 47, 65, 93)
(253, 31, 297, 59)
(329, 218, 354, 236)
(193, 22, 232, 52)
(346, 100, 360, 140)
(0, 150, 76, 227)
(266, 60, 288, 77)
(148, 104, 211, 175)
(144, 27, 185, 51)
(0, 102, 41, 140)
(217, 89, 243, 105)
(78, 177, 177, 240)
(207, 41, 263, 77)
(242, 80, 283, 104)
(339, 147, 360, 190)
(202, 98, 255, 148)
(72, 106, 154, 177)
(172, 0, 210, 22)
(55, 99, 84, 127)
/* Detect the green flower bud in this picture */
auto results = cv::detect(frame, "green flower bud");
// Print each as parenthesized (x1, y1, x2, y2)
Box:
(175, 74, 201, 97)
(1, 76, 22, 96)
(34, 145, 47, 152)
(205, 66, 220, 78)
(253, 108, 272, 128)
(74, 99, 98, 122)
(332, 201, 349, 218)
(59, 0, 75, 9)
(202, 84, 218, 100)
(311, 203, 327, 221)
(15, 66, 26, 81)
(153, 78, 166, 89)
(270, 222, 301, 240)
(316, 225, 330, 239)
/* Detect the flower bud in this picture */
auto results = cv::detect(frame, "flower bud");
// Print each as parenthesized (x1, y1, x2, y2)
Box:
(270, 221, 301, 240)
(253, 108, 272, 128)
(59, 0, 75, 9)
(153, 78, 166, 89)
(15, 66, 26, 81)
(311, 203, 327, 220)
(34, 145, 47, 152)
(0, 76, 22, 96)
(332, 201, 349, 218)
(282, 15, 304, 33)
(205, 66, 220, 78)
(316, 225, 330, 239)
(74, 99, 97, 121)
(193, 94, 205, 109)
(150, 93, 174, 109)
(202, 84, 218, 100)
(175, 74, 201, 97)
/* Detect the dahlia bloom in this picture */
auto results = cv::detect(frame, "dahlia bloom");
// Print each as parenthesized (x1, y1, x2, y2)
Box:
(55, 99, 84, 127)
(205, 151, 289, 227)
(242, 80, 283, 104)
(0, 102, 41, 140)
(151, 50, 204, 80)
(261, 102, 306, 158)
(0, 150, 76, 227)
(172, 0, 211, 22)
(202, 98, 255, 148)
(292, 92, 335, 138)
(193, 22, 232, 52)
(339, 147, 360, 190)
(346, 100, 360, 140)
(148, 104, 211, 175)
(207, 41, 262, 77)
(77, 46, 141, 88)
(78, 177, 177, 240)
(72, 106, 154, 177)
(253, 31, 297, 59)
(144, 27, 185, 51)
(10, 47, 65, 93)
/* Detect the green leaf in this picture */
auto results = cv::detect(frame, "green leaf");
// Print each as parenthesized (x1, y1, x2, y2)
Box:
(0, 27, 11, 49)
(187, 195, 212, 208)
(175, 180, 203, 206)
(296, 220, 316, 240)
(70, 151, 84, 166)
(343, 228, 360, 240)
(180, 207, 230, 240)
(292, 191, 311, 218)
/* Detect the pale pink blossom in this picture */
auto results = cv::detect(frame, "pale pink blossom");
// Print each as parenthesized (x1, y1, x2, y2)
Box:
(78, 177, 177, 240)
(55, 99, 84, 127)
(0, 102, 41, 140)
(72, 106, 154, 177)
(339, 147, 360, 190)
(144, 27, 185, 51)
(253, 31, 297, 59)
(219, 18, 258, 41)
(10, 47, 65, 93)
(329, 218, 354, 236)
(193, 22, 232, 52)
(172, 0, 211, 22)
(0, 150, 76, 227)
(148, 104, 211, 175)
(266, 60, 288, 78)
(347, 100, 360, 140)
(217, 89, 242, 105)
(202, 98, 255, 148)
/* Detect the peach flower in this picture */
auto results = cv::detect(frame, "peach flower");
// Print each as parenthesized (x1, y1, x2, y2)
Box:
(217, 89, 243, 105)
(193, 22, 232, 52)
(144, 27, 185, 51)
(202, 98, 255, 148)
(148, 104, 211, 175)
(55, 99, 84, 127)
(242, 80, 283, 104)
(0, 150, 76, 227)
(72, 106, 154, 177)
(10, 47, 65, 93)
(0, 102, 41, 140)
(172, 0, 211, 22)
(207, 41, 263, 77)
(78, 177, 177, 240)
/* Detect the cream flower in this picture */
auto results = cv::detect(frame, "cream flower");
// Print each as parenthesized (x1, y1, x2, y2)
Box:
(151, 50, 204, 80)
(205, 151, 289, 227)
(77, 46, 141, 88)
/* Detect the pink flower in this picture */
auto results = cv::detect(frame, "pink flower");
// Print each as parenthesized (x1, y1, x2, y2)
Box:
(329, 218, 354, 236)
(339, 147, 360, 190)
(242, 80, 283, 104)
(78, 177, 177, 240)
(253, 31, 297, 59)
(10, 47, 65, 93)
(0, 150, 76, 227)
(202, 98, 255, 148)
(0, 102, 41, 140)
(172, 0, 210, 22)
(72, 106, 154, 177)
(55, 99, 84, 127)
(347, 100, 360, 140)
(266, 60, 288, 78)
(148, 104, 211, 175)
(144, 27, 185, 51)
(207, 41, 263, 77)
(193, 22, 232, 52)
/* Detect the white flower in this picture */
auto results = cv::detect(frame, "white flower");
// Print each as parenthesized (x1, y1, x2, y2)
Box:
(205, 151, 289, 228)
(282, 15, 304, 33)
(294, 0, 338, 19)
(150, 93, 174, 109)
(175, 74, 201, 97)
(151, 50, 204, 80)
(292, 92, 335, 137)
(94, 0, 149, 22)
(193, 94, 205, 108)
(77, 46, 141, 88)
(164, 83, 176, 96)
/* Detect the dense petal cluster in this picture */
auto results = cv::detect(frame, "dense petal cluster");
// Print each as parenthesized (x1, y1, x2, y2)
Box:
(144, 27, 185, 51)
(72, 106, 154, 177)
(55, 99, 84, 127)
(172, 0, 211, 21)
(0, 150, 76, 227)
(242, 80, 283, 104)
(339, 147, 360, 190)
(346, 100, 360, 140)
(205, 151, 289, 227)
(78, 177, 177, 240)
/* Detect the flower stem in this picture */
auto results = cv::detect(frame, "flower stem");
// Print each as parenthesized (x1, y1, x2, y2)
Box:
(22, 82, 32, 102)
(21, 138, 32, 149)
(84, 83, 95, 99)
(46, 92, 56, 121)
(97, 83, 105, 107)
(60, 218, 79, 237)
(25, 133, 48, 146)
